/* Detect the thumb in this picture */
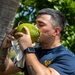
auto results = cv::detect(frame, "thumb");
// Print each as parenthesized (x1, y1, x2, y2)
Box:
(23, 26, 30, 35)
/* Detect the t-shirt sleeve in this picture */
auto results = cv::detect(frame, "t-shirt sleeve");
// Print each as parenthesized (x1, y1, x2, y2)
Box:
(49, 54, 75, 75)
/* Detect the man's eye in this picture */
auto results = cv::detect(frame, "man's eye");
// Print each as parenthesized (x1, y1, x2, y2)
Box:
(38, 24, 44, 27)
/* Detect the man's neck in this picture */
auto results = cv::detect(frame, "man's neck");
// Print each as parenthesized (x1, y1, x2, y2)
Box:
(41, 40, 61, 49)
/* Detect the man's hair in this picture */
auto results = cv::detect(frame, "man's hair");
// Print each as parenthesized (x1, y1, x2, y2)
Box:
(37, 8, 67, 33)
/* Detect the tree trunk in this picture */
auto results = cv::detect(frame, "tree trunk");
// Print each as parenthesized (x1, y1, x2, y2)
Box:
(0, 0, 20, 46)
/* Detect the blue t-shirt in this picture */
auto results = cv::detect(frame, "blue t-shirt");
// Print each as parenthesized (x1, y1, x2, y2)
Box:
(23, 45, 75, 75)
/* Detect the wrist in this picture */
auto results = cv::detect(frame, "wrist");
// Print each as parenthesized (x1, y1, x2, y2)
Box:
(23, 47, 35, 55)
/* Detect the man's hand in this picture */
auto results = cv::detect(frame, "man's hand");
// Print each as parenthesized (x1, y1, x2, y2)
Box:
(1, 28, 17, 49)
(15, 26, 32, 50)
(0, 28, 17, 72)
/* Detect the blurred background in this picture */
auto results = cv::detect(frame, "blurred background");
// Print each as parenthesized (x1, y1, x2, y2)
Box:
(0, 0, 75, 75)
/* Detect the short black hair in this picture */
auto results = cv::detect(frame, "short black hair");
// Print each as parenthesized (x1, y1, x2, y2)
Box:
(37, 8, 67, 33)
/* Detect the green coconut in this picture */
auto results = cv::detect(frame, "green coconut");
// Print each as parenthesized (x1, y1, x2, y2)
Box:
(14, 23, 40, 43)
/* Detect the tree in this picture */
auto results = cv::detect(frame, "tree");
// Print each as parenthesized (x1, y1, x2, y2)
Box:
(0, 0, 20, 46)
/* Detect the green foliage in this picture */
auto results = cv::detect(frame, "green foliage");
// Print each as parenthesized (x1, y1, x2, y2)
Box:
(62, 25, 75, 53)
(13, 0, 75, 53)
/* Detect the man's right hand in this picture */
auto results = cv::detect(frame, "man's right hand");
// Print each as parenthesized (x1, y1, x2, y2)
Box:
(1, 28, 17, 49)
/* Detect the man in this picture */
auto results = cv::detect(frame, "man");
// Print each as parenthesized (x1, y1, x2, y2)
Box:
(0, 8, 75, 75)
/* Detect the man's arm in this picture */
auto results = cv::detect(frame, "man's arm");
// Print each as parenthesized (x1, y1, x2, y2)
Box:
(0, 39, 21, 75)
(0, 58, 21, 75)
(25, 53, 60, 75)
(0, 47, 8, 72)
(0, 47, 21, 75)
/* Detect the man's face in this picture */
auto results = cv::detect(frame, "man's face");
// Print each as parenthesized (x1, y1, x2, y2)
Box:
(36, 14, 55, 43)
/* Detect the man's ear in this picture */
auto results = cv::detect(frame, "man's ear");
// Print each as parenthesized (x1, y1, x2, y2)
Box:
(52, 27, 61, 36)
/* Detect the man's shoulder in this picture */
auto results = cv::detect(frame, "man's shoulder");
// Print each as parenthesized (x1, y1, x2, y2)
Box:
(54, 45, 75, 63)
(50, 46, 75, 75)
(54, 45, 75, 56)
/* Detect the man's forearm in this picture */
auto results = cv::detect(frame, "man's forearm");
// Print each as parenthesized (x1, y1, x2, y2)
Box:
(0, 47, 8, 72)
(25, 53, 51, 75)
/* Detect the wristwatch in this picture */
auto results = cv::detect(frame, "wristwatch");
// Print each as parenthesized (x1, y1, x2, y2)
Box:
(23, 47, 35, 54)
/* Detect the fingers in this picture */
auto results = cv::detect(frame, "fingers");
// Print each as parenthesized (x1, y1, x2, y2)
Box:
(15, 32, 24, 37)
(8, 27, 17, 35)
(6, 35, 15, 40)
(2, 35, 13, 48)
(15, 26, 30, 36)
